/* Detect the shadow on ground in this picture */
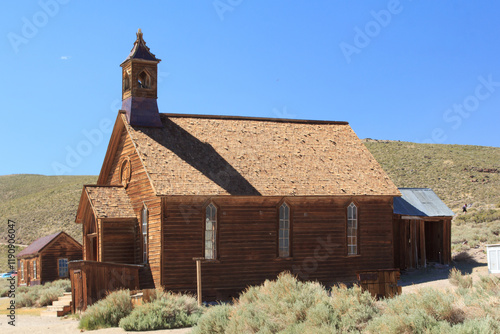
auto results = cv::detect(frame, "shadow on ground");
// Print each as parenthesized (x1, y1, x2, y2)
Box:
(398, 257, 487, 286)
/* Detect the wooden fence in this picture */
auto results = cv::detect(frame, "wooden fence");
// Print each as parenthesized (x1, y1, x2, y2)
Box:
(69, 260, 141, 312)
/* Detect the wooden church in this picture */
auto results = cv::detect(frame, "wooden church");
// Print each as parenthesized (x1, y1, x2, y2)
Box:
(71, 29, 401, 310)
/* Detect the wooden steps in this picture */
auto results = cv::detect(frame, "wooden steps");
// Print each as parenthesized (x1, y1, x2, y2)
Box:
(41, 292, 72, 317)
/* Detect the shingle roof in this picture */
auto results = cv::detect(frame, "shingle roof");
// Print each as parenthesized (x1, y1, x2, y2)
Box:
(85, 186, 136, 219)
(17, 232, 63, 258)
(122, 113, 400, 196)
(394, 188, 455, 217)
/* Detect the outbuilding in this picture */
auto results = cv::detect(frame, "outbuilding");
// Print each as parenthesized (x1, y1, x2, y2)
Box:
(393, 188, 454, 270)
(17, 231, 82, 286)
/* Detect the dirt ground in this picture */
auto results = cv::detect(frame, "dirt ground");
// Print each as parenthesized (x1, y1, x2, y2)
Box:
(0, 316, 192, 334)
(1, 249, 496, 334)
(400, 247, 492, 294)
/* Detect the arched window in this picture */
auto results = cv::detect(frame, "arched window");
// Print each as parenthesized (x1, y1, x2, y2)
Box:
(205, 203, 217, 260)
(123, 71, 130, 91)
(347, 203, 358, 255)
(138, 70, 151, 89)
(142, 206, 148, 263)
(279, 203, 290, 257)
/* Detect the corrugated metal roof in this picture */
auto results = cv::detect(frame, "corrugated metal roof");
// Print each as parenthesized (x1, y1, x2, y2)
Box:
(394, 188, 455, 217)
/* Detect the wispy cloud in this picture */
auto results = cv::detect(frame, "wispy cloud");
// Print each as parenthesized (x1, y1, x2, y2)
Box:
(60, 56, 71, 60)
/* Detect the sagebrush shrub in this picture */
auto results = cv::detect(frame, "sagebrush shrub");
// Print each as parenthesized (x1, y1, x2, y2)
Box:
(191, 304, 231, 334)
(79, 290, 133, 330)
(119, 291, 203, 331)
(52, 279, 71, 292)
(38, 286, 64, 306)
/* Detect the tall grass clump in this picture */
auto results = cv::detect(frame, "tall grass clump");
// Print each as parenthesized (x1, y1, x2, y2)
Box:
(448, 268, 473, 289)
(192, 272, 378, 334)
(119, 291, 203, 331)
(79, 290, 133, 330)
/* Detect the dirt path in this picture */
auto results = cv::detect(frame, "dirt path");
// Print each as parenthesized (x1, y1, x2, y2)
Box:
(0, 316, 193, 334)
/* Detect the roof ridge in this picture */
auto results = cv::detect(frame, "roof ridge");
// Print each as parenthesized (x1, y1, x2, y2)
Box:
(157, 112, 349, 125)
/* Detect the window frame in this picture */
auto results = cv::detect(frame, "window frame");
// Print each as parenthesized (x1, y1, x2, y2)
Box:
(21, 261, 24, 280)
(346, 202, 359, 256)
(278, 202, 291, 258)
(58, 258, 69, 278)
(142, 205, 149, 264)
(204, 202, 218, 260)
(33, 259, 37, 279)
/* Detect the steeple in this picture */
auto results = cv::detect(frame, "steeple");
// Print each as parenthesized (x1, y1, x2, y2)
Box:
(120, 29, 162, 127)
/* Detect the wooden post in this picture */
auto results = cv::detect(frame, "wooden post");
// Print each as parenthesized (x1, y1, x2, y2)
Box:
(193, 257, 204, 306)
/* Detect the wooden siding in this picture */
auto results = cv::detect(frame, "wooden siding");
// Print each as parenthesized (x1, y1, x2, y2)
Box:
(18, 234, 82, 286)
(162, 196, 394, 299)
(101, 219, 137, 264)
(104, 126, 162, 287)
(393, 215, 452, 270)
(40, 234, 82, 282)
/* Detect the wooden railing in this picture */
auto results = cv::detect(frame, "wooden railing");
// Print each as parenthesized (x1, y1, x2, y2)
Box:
(69, 260, 142, 312)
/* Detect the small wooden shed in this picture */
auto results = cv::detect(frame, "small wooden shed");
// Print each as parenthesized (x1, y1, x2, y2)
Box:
(17, 231, 82, 286)
(393, 188, 454, 270)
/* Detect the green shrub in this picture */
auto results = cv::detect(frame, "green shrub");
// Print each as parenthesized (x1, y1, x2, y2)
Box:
(452, 316, 500, 334)
(16, 291, 38, 307)
(79, 290, 133, 330)
(366, 288, 465, 333)
(194, 272, 378, 334)
(119, 291, 203, 331)
(191, 304, 231, 334)
(38, 286, 64, 306)
(449, 268, 473, 289)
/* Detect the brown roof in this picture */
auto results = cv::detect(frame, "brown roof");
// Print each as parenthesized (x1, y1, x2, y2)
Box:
(85, 186, 136, 219)
(121, 113, 400, 197)
(17, 232, 69, 258)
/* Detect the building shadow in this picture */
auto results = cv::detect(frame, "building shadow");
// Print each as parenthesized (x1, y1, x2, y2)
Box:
(137, 117, 262, 196)
(399, 256, 487, 286)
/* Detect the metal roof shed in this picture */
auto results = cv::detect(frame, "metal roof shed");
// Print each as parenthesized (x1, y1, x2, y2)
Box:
(393, 188, 455, 270)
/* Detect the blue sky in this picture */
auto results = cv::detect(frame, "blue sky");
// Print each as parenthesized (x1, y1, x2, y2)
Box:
(1, 1, 499, 176)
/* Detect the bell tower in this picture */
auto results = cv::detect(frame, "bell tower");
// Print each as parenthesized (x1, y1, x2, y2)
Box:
(120, 29, 162, 127)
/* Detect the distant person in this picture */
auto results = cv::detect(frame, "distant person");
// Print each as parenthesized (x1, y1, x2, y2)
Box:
(462, 204, 467, 213)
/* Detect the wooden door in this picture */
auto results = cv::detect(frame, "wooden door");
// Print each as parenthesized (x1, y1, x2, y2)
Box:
(72, 269, 84, 313)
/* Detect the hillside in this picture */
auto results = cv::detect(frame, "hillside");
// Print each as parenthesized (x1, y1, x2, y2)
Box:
(0, 174, 97, 245)
(364, 140, 500, 210)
